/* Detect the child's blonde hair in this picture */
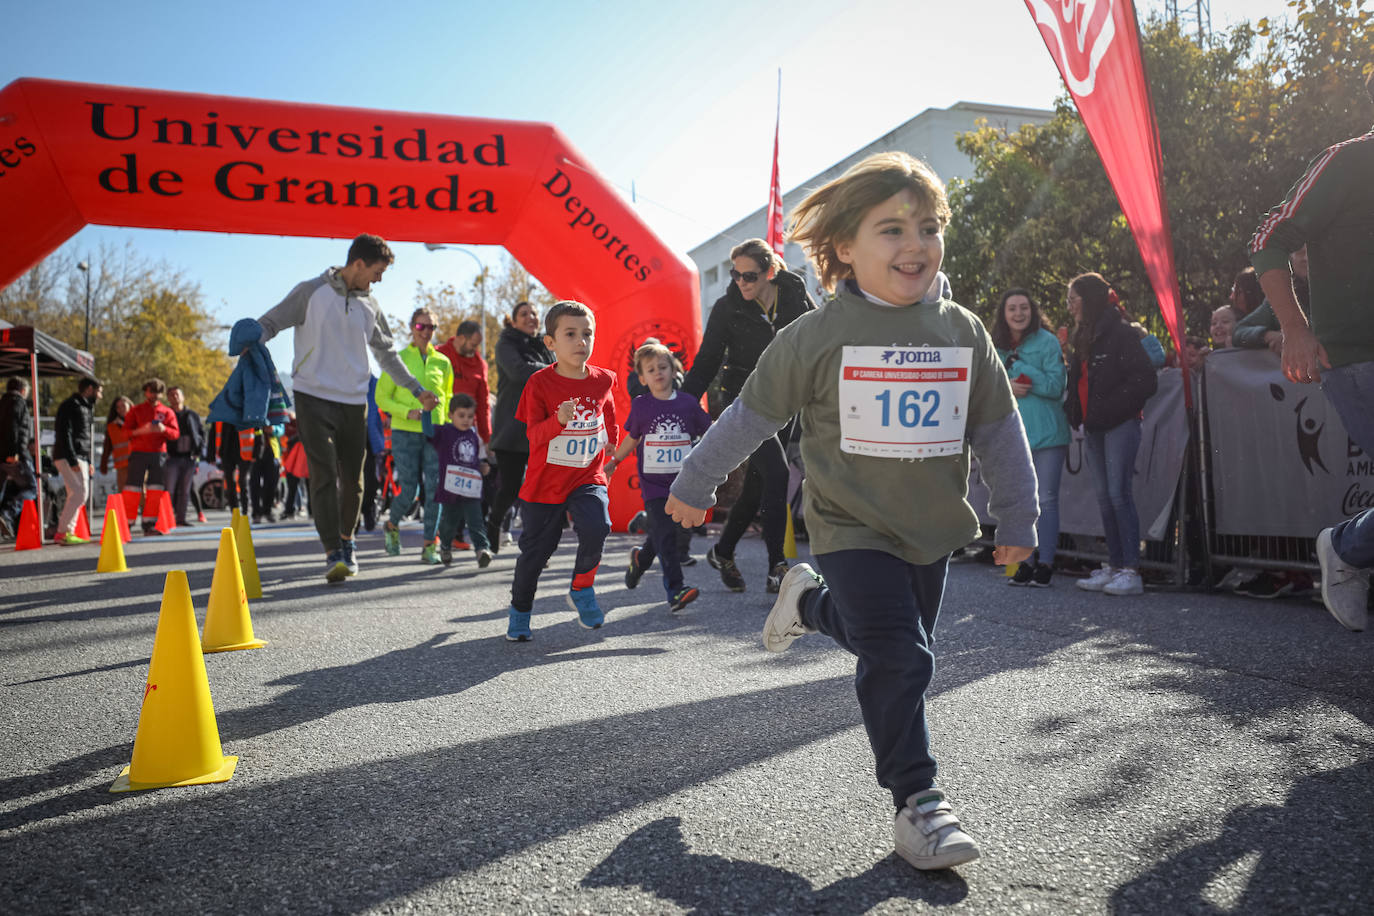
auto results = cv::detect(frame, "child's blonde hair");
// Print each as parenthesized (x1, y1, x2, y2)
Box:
(787, 151, 951, 293)
(633, 340, 681, 376)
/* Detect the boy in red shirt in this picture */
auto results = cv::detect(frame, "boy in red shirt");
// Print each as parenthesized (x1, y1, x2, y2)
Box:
(505, 301, 618, 641)
(123, 378, 180, 535)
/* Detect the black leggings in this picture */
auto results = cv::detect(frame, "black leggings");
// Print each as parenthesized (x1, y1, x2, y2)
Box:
(715, 430, 787, 568)
(487, 448, 529, 542)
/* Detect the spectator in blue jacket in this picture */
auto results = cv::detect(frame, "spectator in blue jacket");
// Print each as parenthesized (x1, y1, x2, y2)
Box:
(992, 289, 1071, 587)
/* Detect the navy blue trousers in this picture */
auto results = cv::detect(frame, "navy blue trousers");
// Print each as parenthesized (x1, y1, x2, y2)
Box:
(634, 497, 685, 599)
(510, 484, 610, 613)
(800, 549, 949, 810)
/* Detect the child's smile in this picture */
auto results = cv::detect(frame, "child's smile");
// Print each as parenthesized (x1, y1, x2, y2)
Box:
(836, 187, 944, 306)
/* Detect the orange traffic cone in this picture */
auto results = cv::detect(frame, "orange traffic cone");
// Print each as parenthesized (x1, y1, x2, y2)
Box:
(122, 490, 142, 528)
(231, 511, 262, 599)
(153, 490, 176, 534)
(105, 493, 132, 543)
(97, 504, 128, 573)
(14, 500, 42, 551)
(202, 528, 266, 653)
(74, 504, 91, 541)
(110, 570, 237, 792)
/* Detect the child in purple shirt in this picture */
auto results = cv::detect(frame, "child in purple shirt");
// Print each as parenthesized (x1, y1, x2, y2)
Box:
(423, 393, 493, 567)
(606, 342, 712, 611)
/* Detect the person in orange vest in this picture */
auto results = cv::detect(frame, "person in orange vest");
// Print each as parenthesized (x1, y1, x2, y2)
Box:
(100, 396, 134, 492)
(123, 378, 179, 535)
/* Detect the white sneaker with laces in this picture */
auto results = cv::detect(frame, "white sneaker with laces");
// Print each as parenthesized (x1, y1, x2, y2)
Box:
(1103, 568, 1144, 596)
(1076, 565, 1116, 592)
(1317, 527, 1369, 632)
(762, 563, 821, 653)
(894, 788, 981, 870)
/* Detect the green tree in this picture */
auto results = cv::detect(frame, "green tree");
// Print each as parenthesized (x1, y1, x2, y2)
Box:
(1, 242, 231, 414)
(943, 3, 1372, 344)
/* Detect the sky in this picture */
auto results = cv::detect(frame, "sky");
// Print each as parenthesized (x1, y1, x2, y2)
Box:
(4, 0, 1293, 372)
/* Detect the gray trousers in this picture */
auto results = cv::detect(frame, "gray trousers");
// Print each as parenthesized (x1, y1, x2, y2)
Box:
(295, 390, 367, 554)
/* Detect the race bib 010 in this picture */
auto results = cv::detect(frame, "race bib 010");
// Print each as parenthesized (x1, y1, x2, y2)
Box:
(547, 416, 605, 468)
(838, 346, 972, 458)
(641, 431, 691, 474)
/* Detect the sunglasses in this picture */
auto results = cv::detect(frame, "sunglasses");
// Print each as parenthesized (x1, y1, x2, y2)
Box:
(729, 269, 763, 284)
(413, 322, 436, 331)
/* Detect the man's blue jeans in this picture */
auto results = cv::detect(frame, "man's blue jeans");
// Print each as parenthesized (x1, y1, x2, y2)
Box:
(799, 549, 949, 810)
(390, 429, 440, 542)
(1322, 361, 1374, 569)
(1083, 419, 1142, 569)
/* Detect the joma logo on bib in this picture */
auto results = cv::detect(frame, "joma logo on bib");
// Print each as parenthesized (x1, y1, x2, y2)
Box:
(1026, 0, 1117, 96)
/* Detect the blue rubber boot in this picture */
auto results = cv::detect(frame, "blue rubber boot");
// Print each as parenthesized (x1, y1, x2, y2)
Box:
(505, 607, 532, 642)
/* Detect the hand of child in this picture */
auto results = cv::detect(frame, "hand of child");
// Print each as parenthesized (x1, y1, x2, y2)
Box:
(666, 494, 707, 528)
(992, 545, 1034, 566)
(417, 390, 439, 412)
(604, 456, 620, 475)
(407, 409, 422, 420)
(556, 399, 577, 424)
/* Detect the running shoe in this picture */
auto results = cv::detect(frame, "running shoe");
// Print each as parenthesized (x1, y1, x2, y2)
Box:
(1103, 568, 1144, 596)
(505, 607, 532, 642)
(707, 546, 746, 592)
(1317, 527, 1369, 632)
(383, 521, 401, 556)
(477, 549, 494, 568)
(1030, 563, 1054, 588)
(766, 561, 789, 594)
(324, 549, 349, 584)
(440, 544, 453, 566)
(1008, 562, 1035, 586)
(567, 588, 605, 629)
(625, 546, 646, 589)
(762, 563, 821, 652)
(341, 539, 359, 576)
(452, 539, 471, 551)
(679, 555, 697, 567)
(894, 788, 981, 871)
(1076, 565, 1116, 592)
(57, 532, 89, 546)
(421, 542, 440, 565)
(669, 586, 699, 612)
(1237, 571, 1293, 600)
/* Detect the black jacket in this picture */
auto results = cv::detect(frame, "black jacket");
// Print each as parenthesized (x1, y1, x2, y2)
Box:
(0, 390, 32, 461)
(1065, 309, 1159, 432)
(682, 269, 815, 403)
(489, 325, 554, 454)
(53, 392, 95, 463)
(170, 408, 205, 459)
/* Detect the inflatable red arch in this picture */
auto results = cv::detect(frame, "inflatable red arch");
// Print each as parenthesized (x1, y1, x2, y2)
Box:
(0, 78, 701, 530)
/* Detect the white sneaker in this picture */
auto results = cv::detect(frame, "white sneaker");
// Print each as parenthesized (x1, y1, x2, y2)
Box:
(1103, 568, 1144, 596)
(1076, 565, 1116, 592)
(894, 788, 981, 870)
(1317, 527, 1369, 632)
(762, 563, 821, 653)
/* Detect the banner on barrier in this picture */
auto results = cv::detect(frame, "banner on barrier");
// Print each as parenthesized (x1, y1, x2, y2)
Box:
(1205, 349, 1372, 538)
(969, 368, 1187, 543)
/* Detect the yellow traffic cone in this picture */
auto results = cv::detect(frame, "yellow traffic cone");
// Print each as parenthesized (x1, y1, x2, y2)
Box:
(203, 528, 266, 653)
(783, 506, 798, 560)
(97, 504, 128, 574)
(110, 570, 237, 792)
(231, 511, 262, 600)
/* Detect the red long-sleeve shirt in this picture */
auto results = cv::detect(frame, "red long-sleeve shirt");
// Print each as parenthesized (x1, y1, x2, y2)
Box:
(125, 399, 179, 454)
(515, 364, 617, 504)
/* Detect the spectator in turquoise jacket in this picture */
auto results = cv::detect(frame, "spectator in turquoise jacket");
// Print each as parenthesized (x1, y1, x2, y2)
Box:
(992, 288, 1071, 587)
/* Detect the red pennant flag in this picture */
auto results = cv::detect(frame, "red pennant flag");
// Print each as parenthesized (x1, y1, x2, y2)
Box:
(1024, 0, 1189, 401)
(765, 74, 784, 259)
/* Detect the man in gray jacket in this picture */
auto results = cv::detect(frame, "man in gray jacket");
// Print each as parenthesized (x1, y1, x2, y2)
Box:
(257, 234, 438, 583)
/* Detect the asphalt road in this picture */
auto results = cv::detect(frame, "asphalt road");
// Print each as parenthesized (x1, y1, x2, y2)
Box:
(3, 511, 1373, 915)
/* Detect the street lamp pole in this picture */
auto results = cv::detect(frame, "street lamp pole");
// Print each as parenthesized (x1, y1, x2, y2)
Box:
(77, 260, 92, 352)
(423, 243, 487, 344)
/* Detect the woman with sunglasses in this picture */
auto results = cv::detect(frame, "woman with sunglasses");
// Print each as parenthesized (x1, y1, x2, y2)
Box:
(485, 301, 555, 553)
(682, 237, 816, 593)
(376, 307, 454, 564)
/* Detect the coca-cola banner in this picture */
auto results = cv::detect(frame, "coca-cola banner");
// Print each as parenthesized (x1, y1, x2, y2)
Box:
(1205, 349, 1372, 538)
(1023, 1, 1187, 379)
(968, 368, 1187, 542)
